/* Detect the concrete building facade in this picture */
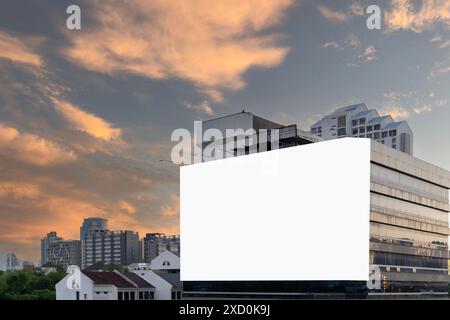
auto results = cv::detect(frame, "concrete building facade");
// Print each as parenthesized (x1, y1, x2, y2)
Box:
(183, 109, 449, 298)
(0, 252, 20, 271)
(81, 230, 140, 269)
(41, 231, 81, 268)
(143, 233, 180, 263)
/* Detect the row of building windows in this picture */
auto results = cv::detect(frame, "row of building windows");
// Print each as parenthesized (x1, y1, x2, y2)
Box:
(352, 127, 396, 137)
(370, 193, 448, 225)
(371, 163, 449, 203)
(370, 251, 448, 269)
(117, 291, 154, 300)
(370, 222, 448, 247)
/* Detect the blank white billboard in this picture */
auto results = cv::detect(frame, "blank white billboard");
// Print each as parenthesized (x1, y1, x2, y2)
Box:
(180, 138, 370, 281)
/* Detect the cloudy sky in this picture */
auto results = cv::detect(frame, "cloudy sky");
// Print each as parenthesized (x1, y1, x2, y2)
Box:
(0, 0, 449, 263)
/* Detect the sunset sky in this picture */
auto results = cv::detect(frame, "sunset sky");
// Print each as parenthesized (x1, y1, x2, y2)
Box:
(0, 0, 449, 263)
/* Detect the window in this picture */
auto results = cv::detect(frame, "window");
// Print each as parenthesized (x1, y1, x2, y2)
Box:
(311, 128, 317, 134)
(139, 292, 143, 300)
(124, 292, 129, 300)
(144, 291, 149, 300)
(130, 292, 135, 300)
(352, 119, 358, 126)
(374, 124, 381, 130)
(177, 292, 182, 299)
(118, 292, 123, 300)
(374, 132, 380, 139)
(389, 130, 397, 137)
(367, 134, 372, 139)
(76, 291, 80, 300)
(171, 291, 176, 300)
(352, 128, 358, 135)
(392, 144, 396, 149)
(366, 126, 372, 132)
(150, 291, 154, 300)
(337, 128, 346, 136)
(84, 293, 87, 300)
(359, 127, 365, 134)
(381, 140, 385, 144)
(359, 118, 366, 125)
(382, 131, 387, 138)
(337, 115, 346, 128)
(392, 137, 396, 143)
(317, 127, 322, 133)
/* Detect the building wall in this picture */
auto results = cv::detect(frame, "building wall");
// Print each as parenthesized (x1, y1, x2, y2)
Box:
(368, 141, 450, 294)
(130, 269, 172, 300)
(82, 230, 140, 268)
(41, 232, 80, 268)
(0, 253, 20, 271)
(143, 233, 180, 263)
(56, 272, 94, 300)
(92, 285, 117, 300)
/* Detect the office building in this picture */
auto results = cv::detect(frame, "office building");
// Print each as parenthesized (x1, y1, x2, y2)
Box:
(81, 230, 140, 269)
(183, 109, 449, 298)
(143, 233, 180, 263)
(200, 110, 318, 160)
(41, 231, 81, 268)
(0, 252, 20, 271)
(310, 103, 413, 155)
(80, 217, 108, 240)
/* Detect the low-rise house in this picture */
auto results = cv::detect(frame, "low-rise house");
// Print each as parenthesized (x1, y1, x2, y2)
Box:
(56, 267, 155, 300)
(128, 250, 182, 300)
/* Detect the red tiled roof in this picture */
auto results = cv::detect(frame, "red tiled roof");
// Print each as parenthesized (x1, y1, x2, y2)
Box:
(83, 271, 134, 288)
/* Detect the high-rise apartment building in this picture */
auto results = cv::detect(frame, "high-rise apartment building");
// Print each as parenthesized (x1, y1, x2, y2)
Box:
(143, 233, 180, 263)
(81, 229, 140, 269)
(310, 103, 413, 155)
(183, 109, 449, 298)
(41, 231, 81, 268)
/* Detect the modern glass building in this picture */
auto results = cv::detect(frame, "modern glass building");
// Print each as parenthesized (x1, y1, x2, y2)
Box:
(368, 142, 449, 296)
(183, 109, 450, 298)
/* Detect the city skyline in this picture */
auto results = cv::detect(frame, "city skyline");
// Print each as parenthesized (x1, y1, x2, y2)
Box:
(1, 0, 450, 262)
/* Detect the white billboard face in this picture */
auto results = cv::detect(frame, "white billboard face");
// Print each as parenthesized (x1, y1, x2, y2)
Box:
(180, 138, 370, 281)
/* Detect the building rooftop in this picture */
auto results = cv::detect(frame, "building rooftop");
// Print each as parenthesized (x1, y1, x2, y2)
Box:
(331, 103, 367, 114)
(352, 109, 378, 119)
(155, 271, 182, 289)
(384, 121, 407, 130)
(124, 272, 154, 288)
(83, 271, 154, 289)
(368, 115, 393, 124)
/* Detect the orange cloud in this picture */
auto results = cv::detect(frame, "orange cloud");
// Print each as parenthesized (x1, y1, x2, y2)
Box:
(316, 5, 350, 23)
(0, 124, 76, 165)
(52, 98, 122, 141)
(119, 200, 137, 215)
(386, 0, 450, 32)
(183, 100, 214, 115)
(0, 30, 44, 67)
(0, 182, 40, 200)
(62, 0, 293, 101)
(380, 105, 410, 120)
